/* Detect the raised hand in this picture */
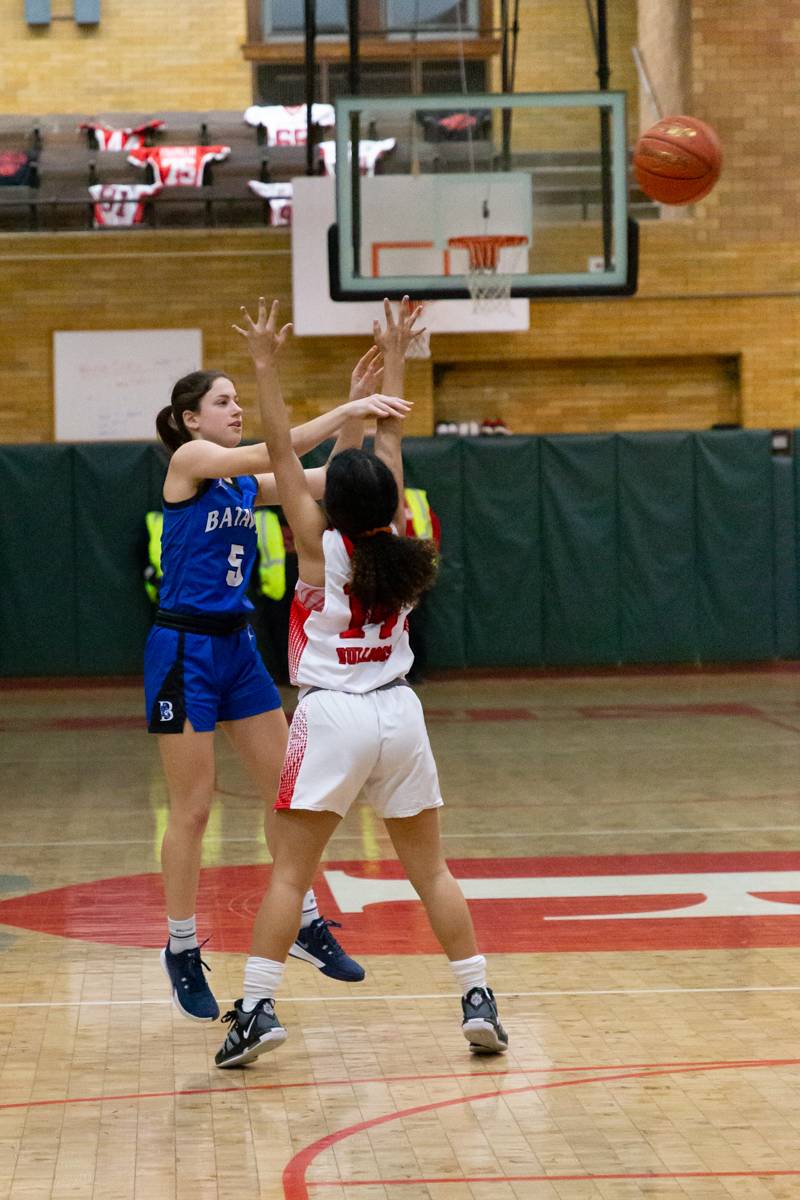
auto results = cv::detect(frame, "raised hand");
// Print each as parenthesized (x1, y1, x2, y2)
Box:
(345, 393, 412, 421)
(372, 296, 424, 360)
(349, 344, 384, 403)
(233, 297, 292, 365)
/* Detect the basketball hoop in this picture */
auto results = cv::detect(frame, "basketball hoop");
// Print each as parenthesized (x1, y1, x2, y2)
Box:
(447, 235, 529, 312)
(403, 299, 431, 359)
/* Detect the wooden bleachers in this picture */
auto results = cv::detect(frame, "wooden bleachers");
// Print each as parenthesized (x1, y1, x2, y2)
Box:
(0, 109, 661, 233)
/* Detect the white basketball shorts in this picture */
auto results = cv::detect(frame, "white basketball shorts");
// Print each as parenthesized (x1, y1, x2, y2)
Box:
(276, 684, 443, 819)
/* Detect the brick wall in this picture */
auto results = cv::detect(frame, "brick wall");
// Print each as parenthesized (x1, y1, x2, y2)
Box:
(0, 0, 798, 439)
(0, 0, 251, 112)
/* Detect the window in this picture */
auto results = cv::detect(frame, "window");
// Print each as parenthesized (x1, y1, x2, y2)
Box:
(263, 0, 479, 38)
(256, 58, 486, 103)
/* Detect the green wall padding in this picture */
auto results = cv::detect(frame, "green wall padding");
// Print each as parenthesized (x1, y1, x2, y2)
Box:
(772, 455, 797, 658)
(74, 444, 157, 673)
(694, 430, 775, 661)
(462, 438, 541, 666)
(617, 433, 697, 663)
(0, 446, 78, 675)
(541, 435, 619, 664)
(403, 438, 466, 669)
(1, 432, 798, 676)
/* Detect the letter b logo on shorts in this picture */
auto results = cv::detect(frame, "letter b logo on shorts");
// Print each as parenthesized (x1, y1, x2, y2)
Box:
(159, 701, 174, 721)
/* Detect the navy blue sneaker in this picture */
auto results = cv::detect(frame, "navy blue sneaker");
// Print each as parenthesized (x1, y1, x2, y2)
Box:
(160, 942, 220, 1022)
(461, 986, 508, 1054)
(288, 918, 365, 982)
(215, 998, 287, 1068)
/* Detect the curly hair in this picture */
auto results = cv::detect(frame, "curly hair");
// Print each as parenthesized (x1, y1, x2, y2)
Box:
(324, 448, 438, 615)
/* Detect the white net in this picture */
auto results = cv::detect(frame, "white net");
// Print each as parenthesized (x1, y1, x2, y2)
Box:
(448, 235, 529, 315)
(464, 268, 514, 312)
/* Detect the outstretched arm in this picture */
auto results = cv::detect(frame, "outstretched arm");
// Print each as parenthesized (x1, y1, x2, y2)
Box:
(236, 299, 410, 581)
(372, 298, 422, 531)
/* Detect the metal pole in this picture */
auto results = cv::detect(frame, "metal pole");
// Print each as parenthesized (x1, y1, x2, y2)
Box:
(595, 0, 613, 269)
(304, 0, 316, 176)
(500, 0, 511, 170)
(348, 0, 361, 276)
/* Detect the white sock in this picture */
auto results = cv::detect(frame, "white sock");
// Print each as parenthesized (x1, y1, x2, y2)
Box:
(167, 915, 198, 955)
(242, 956, 285, 1012)
(449, 954, 487, 994)
(300, 889, 320, 930)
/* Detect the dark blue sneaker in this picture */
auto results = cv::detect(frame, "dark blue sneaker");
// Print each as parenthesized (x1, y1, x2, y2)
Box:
(461, 986, 508, 1054)
(215, 998, 287, 1068)
(160, 942, 220, 1022)
(288, 918, 365, 982)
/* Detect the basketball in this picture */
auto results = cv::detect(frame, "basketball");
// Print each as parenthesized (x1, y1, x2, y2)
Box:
(633, 115, 722, 205)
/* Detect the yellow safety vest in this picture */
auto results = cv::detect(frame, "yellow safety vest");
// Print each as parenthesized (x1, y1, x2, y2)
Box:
(144, 511, 164, 604)
(404, 487, 434, 540)
(144, 508, 286, 602)
(254, 509, 287, 601)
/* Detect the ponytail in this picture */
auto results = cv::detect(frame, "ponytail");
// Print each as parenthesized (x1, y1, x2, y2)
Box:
(350, 531, 438, 614)
(156, 370, 232, 456)
(155, 404, 188, 455)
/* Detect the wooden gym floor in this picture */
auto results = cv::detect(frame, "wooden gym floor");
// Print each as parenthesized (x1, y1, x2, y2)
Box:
(2, 669, 800, 1199)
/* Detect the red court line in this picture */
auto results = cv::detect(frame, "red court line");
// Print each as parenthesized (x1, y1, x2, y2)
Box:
(282, 1058, 800, 1200)
(0, 1058, 775, 1114)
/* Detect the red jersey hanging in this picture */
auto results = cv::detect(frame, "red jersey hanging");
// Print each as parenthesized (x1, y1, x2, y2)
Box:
(79, 119, 165, 151)
(127, 145, 230, 187)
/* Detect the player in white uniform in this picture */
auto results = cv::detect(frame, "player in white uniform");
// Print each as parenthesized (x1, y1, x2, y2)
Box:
(214, 297, 508, 1068)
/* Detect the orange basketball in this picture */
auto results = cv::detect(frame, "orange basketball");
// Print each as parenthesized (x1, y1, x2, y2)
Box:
(633, 115, 722, 205)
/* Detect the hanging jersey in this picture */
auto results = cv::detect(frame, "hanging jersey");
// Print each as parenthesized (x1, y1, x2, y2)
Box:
(243, 104, 335, 146)
(127, 145, 230, 187)
(317, 138, 395, 177)
(0, 150, 36, 186)
(158, 475, 259, 615)
(248, 179, 293, 225)
(79, 119, 165, 151)
(89, 182, 162, 227)
(289, 529, 413, 692)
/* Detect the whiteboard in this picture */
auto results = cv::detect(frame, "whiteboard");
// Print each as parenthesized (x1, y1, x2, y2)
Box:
(54, 329, 203, 441)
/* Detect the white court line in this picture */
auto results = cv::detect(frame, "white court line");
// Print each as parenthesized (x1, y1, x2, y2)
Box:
(2, 985, 800, 1010)
(4, 825, 800, 849)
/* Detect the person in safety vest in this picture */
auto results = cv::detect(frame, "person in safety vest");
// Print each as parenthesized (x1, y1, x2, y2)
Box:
(145, 507, 287, 608)
(403, 487, 441, 684)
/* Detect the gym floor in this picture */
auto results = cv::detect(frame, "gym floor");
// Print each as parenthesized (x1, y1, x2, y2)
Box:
(2, 669, 800, 1198)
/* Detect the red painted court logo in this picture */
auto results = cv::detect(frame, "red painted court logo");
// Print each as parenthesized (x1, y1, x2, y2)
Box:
(1, 852, 799, 953)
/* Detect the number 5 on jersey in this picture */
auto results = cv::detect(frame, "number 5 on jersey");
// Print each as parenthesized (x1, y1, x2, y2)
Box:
(227, 544, 245, 587)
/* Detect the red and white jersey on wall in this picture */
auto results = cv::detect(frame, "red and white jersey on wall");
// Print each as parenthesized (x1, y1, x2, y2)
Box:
(243, 104, 335, 146)
(248, 180, 293, 225)
(318, 138, 396, 177)
(289, 528, 413, 692)
(127, 145, 230, 187)
(78, 119, 165, 151)
(88, 182, 162, 227)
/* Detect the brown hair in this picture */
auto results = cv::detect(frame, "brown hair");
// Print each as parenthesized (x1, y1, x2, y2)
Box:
(324, 448, 438, 614)
(155, 370, 232, 455)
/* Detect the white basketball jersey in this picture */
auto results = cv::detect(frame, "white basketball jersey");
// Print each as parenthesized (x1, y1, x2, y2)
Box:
(289, 529, 413, 693)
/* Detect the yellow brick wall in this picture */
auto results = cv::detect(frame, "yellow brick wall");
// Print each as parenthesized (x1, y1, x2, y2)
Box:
(495, 0, 641, 150)
(0, 0, 798, 440)
(0, 0, 251, 112)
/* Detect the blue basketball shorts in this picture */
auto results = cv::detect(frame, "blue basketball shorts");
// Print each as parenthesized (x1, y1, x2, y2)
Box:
(144, 624, 282, 734)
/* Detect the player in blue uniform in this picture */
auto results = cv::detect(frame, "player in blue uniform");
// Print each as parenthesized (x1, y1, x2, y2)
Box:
(146, 348, 412, 1021)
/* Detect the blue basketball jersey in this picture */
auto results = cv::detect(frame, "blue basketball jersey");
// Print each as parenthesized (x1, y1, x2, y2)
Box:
(158, 475, 259, 614)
